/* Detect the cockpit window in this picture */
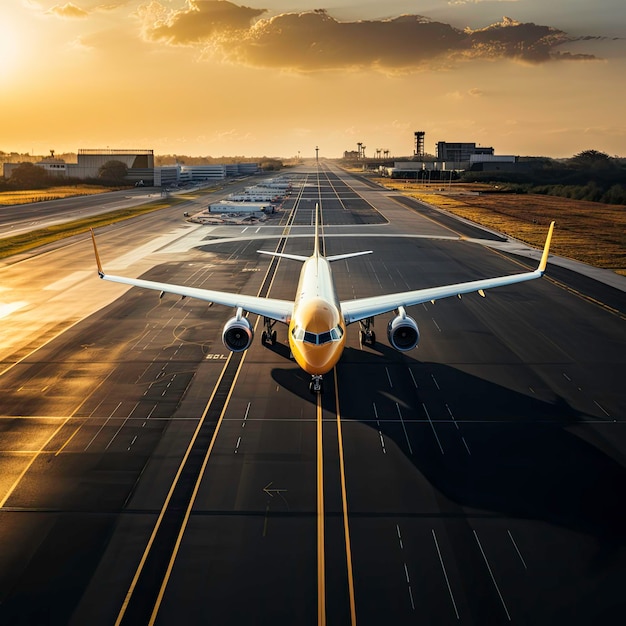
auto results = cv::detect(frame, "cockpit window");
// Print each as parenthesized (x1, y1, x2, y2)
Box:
(318, 331, 332, 344)
(292, 324, 343, 345)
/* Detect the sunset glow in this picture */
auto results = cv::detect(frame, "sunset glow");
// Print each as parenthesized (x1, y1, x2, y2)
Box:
(2, 1, 625, 158)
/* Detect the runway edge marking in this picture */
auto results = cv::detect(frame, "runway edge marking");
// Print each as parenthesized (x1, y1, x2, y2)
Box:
(148, 353, 248, 626)
(114, 351, 235, 626)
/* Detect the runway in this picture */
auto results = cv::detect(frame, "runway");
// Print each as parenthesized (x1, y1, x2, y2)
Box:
(0, 163, 625, 625)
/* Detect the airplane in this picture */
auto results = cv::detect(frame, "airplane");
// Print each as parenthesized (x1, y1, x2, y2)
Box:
(90, 206, 554, 393)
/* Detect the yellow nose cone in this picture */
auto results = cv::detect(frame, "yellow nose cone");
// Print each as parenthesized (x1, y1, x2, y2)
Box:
(296, 298, 337, 332)
(289, 299, 345, 375)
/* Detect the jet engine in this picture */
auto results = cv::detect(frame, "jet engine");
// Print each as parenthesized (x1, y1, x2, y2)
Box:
(387, 307, 420, 352)
(222, 308, 254, 352)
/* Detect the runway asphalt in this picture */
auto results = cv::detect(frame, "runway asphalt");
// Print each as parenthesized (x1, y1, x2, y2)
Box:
(0, 162, 624, 625)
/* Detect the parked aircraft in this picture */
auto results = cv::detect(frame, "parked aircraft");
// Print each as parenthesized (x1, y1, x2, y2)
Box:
(91, 207, 554, 393)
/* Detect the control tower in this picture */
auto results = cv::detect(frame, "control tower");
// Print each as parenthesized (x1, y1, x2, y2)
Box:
(414, 131, 425, 158)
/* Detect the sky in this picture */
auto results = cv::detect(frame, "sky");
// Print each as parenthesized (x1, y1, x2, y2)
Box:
(1, 1, 625, 159)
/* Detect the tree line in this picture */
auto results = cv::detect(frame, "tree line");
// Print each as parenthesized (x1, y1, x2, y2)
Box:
(461, 150, 626, 205)
(0, 160, 130, 191)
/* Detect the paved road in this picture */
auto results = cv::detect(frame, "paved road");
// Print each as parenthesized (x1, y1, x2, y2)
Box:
(0, 163, 624, 625)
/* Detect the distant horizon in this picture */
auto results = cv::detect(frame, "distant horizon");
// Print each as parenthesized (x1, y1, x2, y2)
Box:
(2, 147, 622, 163)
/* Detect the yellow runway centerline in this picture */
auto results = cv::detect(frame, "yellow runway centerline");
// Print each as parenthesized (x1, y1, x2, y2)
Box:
(317, 394, 326, 626)
(334, 367, 357, 625)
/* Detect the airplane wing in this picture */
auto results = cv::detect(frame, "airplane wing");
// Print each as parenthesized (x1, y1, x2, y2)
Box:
(341, 222, 554, 325)
(90, 231, 294, 323)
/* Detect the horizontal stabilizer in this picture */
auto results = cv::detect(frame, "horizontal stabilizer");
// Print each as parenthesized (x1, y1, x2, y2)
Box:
(257, 250, 309, 262)
(326, 250, 373, 263)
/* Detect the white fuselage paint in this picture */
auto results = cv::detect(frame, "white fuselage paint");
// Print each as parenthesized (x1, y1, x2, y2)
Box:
(288, 254, 347, 376)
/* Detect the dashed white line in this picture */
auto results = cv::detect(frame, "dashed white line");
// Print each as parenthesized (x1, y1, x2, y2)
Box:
(473, 530, 511, 621)
(431, 374, 440, 390)
(396, 524, 404, 550)
(234, 436, 242, 454)
(432, 318, 442, 332)
(408, 585, 415, 610)
(432, 529, 460, 620)
(105, 401, 140, 450)
(507, 530, 528, 570)
(593, 400, 611, 417)
(395, 402, 414, 454)
(408, 369, 418, 389)
(378, 431, 386, 454)
(242, 402, 251, 427)
(445, 404, 459, 430)
(84, 402, 122, 451)
(461, 436, 471, 456)
(385, 367, 393, 388)
(422, 403, 444, 455)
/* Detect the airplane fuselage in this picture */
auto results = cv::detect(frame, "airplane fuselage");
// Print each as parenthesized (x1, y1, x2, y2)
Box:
(288, 255, 346, 375)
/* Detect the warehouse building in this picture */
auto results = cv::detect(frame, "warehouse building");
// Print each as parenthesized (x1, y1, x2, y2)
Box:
(208, 201, 272, 216)
(436, 142, 494, 163)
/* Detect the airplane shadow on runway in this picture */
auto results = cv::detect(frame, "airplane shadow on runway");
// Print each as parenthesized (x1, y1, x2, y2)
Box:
(271, 345, 626, 544)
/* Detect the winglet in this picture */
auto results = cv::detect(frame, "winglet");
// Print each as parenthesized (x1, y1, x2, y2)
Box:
(90, 229, 104, 278)
(537, 221, 555, 274)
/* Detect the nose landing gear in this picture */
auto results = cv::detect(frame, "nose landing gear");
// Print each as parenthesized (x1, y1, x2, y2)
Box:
(309, 375, 324, 394)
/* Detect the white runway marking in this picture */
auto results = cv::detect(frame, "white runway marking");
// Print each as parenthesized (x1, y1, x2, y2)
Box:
(43, 271, 91, 291)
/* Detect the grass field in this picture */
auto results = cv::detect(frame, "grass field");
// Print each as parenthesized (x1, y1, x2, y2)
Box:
(374, 179, 626, 276)
(0, 185, 121, 206)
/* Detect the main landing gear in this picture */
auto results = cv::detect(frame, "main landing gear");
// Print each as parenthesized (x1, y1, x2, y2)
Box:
(261, 317, 277, 345)
(309, 375, 324, 395)
(359, 317, 376, 346)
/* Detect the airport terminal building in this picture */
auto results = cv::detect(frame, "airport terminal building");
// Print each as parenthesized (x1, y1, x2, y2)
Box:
(3, 149, 259, 186)
(72, 149, 154, 183)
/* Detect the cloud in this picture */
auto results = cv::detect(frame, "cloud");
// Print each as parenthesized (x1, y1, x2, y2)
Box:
(448, 0, 519, 5)
(462, 16, 591, 63)
(47, 2, 89, 18)
(446, 88, 485, 100)
(141, 0, 267, 45)
(97, 1, 133, 9)
(138, 4, 601, 71)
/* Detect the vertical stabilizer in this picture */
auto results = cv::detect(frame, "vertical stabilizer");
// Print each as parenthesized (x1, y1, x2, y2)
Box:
(314, 203, 321, 258)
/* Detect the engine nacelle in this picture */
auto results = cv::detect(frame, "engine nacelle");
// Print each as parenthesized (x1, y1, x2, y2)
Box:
(222, 311, 254, 352)
(387, 308, 420, 352)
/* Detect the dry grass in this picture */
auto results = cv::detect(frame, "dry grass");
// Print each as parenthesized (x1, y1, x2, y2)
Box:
(374, 179, 626, 275)
(0, 185, 121, 206)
